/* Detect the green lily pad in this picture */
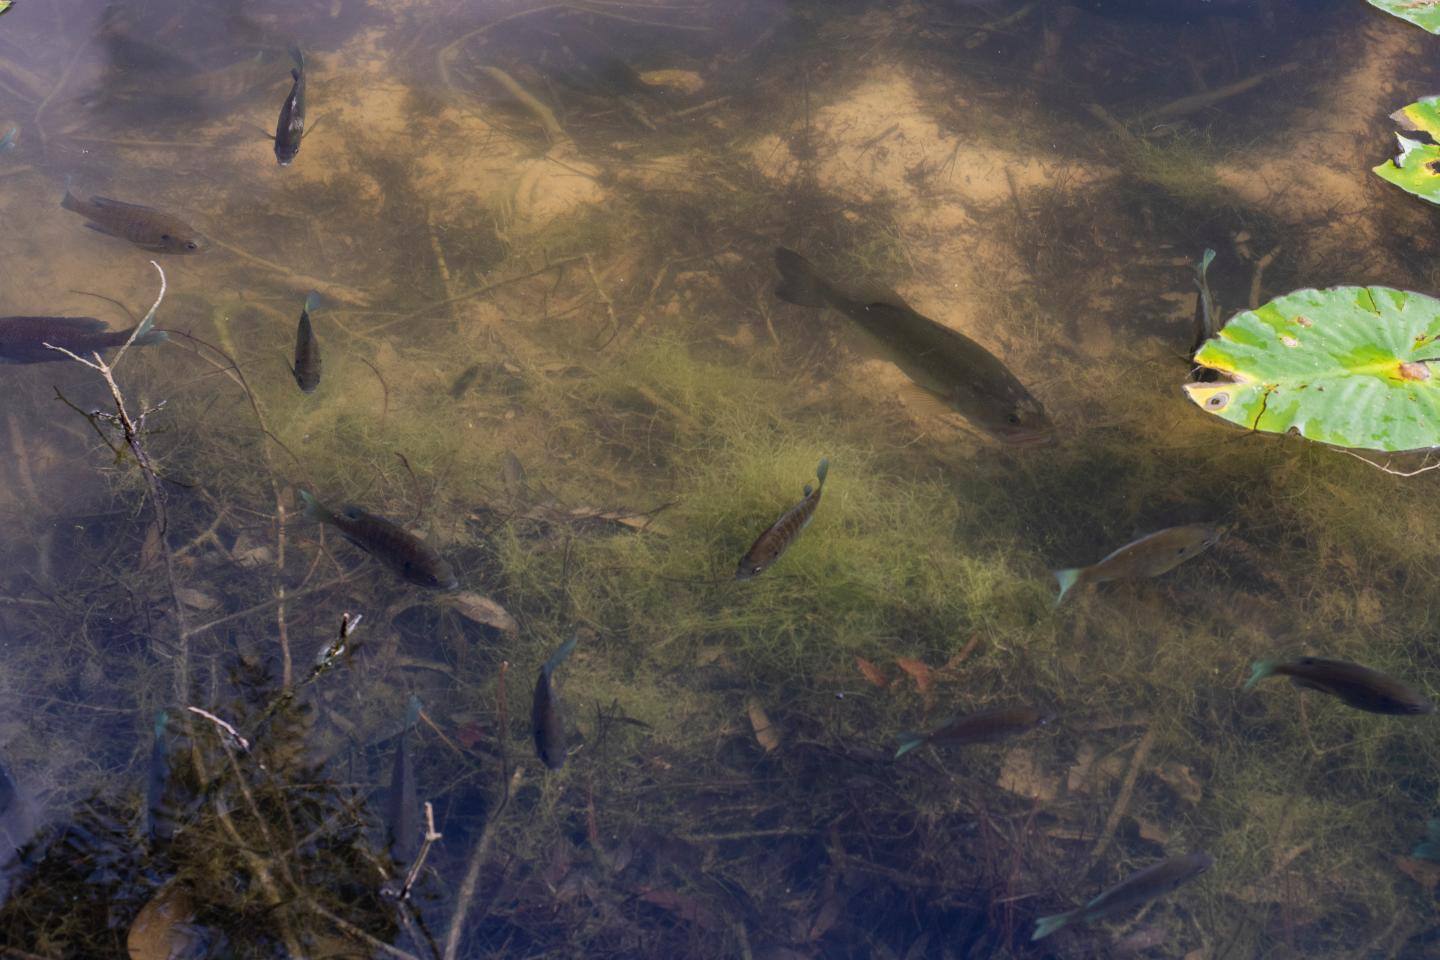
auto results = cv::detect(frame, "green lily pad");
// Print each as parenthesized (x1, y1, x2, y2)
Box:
(1374, 96, 1440, 203)
(1366, 0, 1440, 31)
(1185, 286, 1440, 452)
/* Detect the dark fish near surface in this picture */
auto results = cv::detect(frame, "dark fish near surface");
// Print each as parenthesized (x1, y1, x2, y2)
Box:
(299, 490, 459, 590)
(1245, 657, 1434, 715)
(895, 705, 1050, 759)
(0, 315, 167, 364)
(61, 188, 206, 254)
(1033, 851, 1214, 941)
(1053, 524, 1221, 606)
(387, 695, 421, 863)
(0, 753, 36, 906)
(533, 634, 578, 770)
(147, 710, 177, 842)
(774, 248, 1053, 446)
(291, 292, 321, 393)
(736, 457, 828, 580)
(274, 46, 306, 166)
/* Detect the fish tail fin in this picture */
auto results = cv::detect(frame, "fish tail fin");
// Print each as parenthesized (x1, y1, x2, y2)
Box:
(404, 694, 423, 728)
(154, 709, 169, 739)
(774, 247, 833, 308)
(815, 457, 830, 490)
(544, 633, 579, 675)
(894, 733, 925, 759)
(1243, 660, 1279, 692)
(134, 328, 169, 348)
(289, 45, 305, 72)
(298, 489, 331, 523)
(1032, 909, 1080, 941)
(1052, 568, 1085, 607)
(60, 175, 79, 212)
(304, 290, 321, 314)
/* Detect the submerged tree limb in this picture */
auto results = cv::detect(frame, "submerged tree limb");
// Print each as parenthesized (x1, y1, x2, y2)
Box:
(478, 66, 567, 144)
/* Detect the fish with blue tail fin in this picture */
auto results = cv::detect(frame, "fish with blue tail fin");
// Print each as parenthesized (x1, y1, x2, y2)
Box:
(894, 705, 1050, 760)
(736, 458, 828, 580)
(1244, 657, 1433, 715)
(1033, 851, 1213, 941)
(533, 634, 578, 770)
(273, 45, 306, 165)
(0, 313, 166, 364)
(386, 695, 422, 863)
(291, 291, 321, 393)
(0, 126, 16, 152)
(298, 490, 458, 590)
(774, 248, 1052, 446)
(1052, 524, 1220, 607)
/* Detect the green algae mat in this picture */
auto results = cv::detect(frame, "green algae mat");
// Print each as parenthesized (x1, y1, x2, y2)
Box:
(1366, 0, 1440, 32)
(1375, 96, 1440, 203)
(1185, 286, 1440, 452)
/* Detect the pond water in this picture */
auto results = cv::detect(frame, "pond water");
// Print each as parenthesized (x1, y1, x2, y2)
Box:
(2, 0, 1440, 957)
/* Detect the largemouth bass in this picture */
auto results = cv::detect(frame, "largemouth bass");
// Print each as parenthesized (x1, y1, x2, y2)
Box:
(299, 490, 458, 590)
(1053, 524, 1221, 606)
(0, 315, 166, 364)
(61, 188, 206, 254)
(736, 457, 828, 580)
(273, 46, 305, 166)
(291, 292, 321, 393)
(1245, 657, 1434, 715)
(1033, 851, 1213, 941)
(773, 248, 1052, 446)
(894, 705, 1050, 759)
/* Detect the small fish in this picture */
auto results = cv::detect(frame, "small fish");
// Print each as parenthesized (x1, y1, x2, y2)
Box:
(386, 695, 422, 863)
(0, 314, 167, 364)
(0, 126, 16, 152)
(1244, 657, 1434, 715)
(1033, 851, 1214, 941)
(291, 291, 321, 393)
(774, 248, 1053, 446)
(894, 705, 1051, 759)
(449, 364, 482, 398)
(273, 46, 306, 166)
(61, 187, 206, 254)
(501, 450, 528, 499)
(533, 634, 578, 770)
(736, 457, 828, 579)
(1413, 820, 1440, 863)
(1052, 524, 1221, 606)
(147, 711, 177, 842)
(299, 490, 459, 590)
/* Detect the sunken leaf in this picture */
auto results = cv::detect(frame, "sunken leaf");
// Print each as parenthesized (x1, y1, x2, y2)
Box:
(1185, 286, 1440, 452)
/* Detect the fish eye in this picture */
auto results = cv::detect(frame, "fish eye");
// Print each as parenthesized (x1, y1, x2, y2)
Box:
(1006, 413, 1021, 425)
(161, 234, 172, 242)
(186, 241, 199, 250)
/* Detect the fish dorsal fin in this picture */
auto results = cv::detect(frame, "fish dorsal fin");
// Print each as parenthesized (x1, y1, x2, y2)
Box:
(89, 195, 158, 213)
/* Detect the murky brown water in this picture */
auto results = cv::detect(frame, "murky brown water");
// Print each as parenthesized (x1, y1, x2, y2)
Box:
(3, 1, 1440, 957)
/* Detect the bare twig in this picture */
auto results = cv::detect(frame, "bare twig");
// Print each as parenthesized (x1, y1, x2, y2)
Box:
(1090, 728, 1156, 861)
(400, 802, 444, 900)
(185, 706, 252, 753)
(1337, 448, 1440, 477)
(1249, 245, 1282, 310)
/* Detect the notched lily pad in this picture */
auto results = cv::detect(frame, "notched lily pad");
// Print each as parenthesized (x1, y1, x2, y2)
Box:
(1374, 96, 1440, 203)
(1365, 0, 1440, 32)
(1186, 286, 1440, 452)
